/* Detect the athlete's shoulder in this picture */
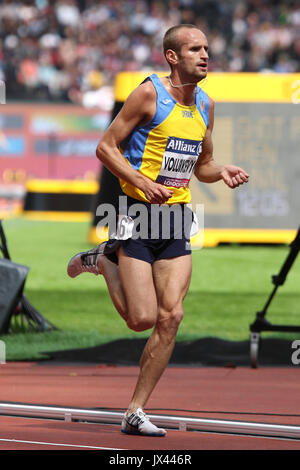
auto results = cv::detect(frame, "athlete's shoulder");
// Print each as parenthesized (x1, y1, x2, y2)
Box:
(206, 94, 215, 129)
(207, 95, 215, 118)
(202, 91, 215, 113)
(127, 77, 156, 104)
(120, 77, 157, 125)
(200, 88, 214, 107)
(207, 94, 215, 107)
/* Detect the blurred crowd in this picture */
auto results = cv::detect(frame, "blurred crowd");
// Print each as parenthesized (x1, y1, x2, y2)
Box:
(0, 0, 299, 105)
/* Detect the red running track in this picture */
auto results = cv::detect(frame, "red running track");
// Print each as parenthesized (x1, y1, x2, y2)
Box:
(0, 362, 300, 451)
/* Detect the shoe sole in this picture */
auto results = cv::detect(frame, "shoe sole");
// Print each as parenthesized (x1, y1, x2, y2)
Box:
(67, 241, 118, 278)
(121, 429, 166, 437)
(67, 252, 86, 278)
(121, 419, 166, 436)
(67, 251, 102, 278)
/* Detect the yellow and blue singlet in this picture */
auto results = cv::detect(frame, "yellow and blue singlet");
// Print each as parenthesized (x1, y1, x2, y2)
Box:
(119, 73, 210, 205)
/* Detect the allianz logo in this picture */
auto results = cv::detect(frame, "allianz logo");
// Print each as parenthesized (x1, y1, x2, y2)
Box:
(166, 137, 202, 155)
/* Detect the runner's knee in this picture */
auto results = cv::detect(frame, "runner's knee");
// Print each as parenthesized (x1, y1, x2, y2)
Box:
(158, 307, 184, 330)
(170, 308, 184, 328)
(127, 315, 156, 332)
(126, 304, 157, 332)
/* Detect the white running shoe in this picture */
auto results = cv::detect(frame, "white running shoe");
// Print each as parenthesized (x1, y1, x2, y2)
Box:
(67, 242, 107, 278)
(121, 408, 166, 437)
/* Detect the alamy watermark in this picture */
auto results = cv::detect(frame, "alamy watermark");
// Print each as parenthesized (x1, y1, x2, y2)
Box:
(95, 196, 204, 249)
(0, 80, 6, 104)
(291, 340, 300, 365)
(0, 340, 6, 364)
(292, 80, 300, 104)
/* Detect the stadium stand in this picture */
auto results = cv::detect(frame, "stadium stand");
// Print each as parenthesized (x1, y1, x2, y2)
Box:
(0, 0, 298, 103)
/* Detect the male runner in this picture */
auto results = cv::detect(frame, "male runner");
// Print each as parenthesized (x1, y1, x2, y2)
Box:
(67, 24, 249, 437)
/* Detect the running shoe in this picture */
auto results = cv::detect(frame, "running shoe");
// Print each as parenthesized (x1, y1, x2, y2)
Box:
(121, 408, 166, 437)
(67, 241, 107, 278)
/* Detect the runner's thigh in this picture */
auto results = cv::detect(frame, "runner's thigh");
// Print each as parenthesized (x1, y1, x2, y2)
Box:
(118, 247, 158, 325)
(152, 255, 192, 312)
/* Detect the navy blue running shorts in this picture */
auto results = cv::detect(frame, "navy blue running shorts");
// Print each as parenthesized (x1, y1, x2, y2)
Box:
(107, 195, 194, 265)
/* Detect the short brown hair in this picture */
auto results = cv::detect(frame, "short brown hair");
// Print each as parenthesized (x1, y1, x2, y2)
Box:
(163, 24, 199, 56)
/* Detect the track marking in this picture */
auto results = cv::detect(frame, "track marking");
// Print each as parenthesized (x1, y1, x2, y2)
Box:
(0, 438, 126, 450)
(195, 429, 300, 443)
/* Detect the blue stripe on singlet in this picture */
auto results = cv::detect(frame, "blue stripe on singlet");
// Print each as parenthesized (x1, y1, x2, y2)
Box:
(120, 74, 176, 170)
(196, 87, 210, 127)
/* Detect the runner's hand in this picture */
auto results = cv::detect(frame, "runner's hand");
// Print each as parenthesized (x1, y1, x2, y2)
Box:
(143, 181, 173, 204)
(221, 165, 249, 189)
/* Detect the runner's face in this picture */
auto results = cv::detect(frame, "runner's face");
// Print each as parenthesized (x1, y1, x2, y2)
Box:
(176, 29, 209, 81)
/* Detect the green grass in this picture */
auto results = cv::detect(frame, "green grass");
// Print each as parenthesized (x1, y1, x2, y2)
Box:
(1, 218, 300, 360)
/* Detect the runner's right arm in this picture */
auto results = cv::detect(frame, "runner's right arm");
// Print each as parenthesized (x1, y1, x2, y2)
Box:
(96, 82, 173, 204)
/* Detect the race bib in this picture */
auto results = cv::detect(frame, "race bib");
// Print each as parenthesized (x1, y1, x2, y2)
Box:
(156, 136, 202, 188)
(190, 211, 199, 237)
(111, 215, 134, 240)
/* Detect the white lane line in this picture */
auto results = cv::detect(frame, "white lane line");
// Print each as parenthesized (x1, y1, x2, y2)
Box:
(0, 438, 125, 450)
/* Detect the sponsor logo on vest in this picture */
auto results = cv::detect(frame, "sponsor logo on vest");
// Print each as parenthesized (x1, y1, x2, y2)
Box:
(182, 110, 193, 118)
(162, 98, 173, 105)
(166, 137, 201, 155)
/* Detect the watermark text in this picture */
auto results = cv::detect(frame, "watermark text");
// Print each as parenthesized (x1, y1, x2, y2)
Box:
(0, 80, 6, 104)
(95, 196, 204, 249)
(291, 340, 300, 365)
(0, 340, 6, 364)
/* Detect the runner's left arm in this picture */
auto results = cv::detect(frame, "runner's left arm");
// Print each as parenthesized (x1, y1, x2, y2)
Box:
(194, 98, 249, 189)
